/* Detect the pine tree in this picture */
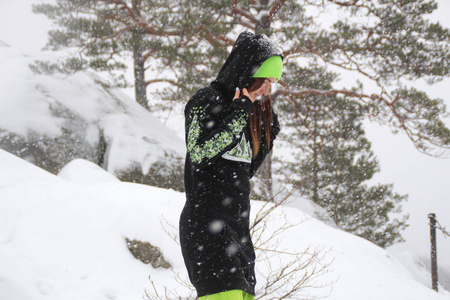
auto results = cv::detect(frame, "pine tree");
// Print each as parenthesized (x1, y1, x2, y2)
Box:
(275, 62, 408, 247)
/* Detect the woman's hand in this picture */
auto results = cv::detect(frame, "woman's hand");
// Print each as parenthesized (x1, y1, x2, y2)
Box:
(233, 88, 255, 103)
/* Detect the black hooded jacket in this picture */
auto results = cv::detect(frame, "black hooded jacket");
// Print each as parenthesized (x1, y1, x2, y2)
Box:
(179, 32, 282, 297)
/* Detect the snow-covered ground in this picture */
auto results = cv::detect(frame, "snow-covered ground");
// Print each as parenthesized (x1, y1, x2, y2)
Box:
(1, 149, 449, 299)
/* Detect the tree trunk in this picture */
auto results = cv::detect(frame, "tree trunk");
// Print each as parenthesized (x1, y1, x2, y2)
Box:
(255, 151, 274, 201)
(132, 0, 148, 110)
(312, 100, 319, 204)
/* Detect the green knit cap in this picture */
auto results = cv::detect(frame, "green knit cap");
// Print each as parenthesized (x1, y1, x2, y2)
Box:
(253, 55, 283, 80)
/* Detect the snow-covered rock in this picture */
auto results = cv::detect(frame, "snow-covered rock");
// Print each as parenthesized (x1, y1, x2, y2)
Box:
(0, 46, 185, 191)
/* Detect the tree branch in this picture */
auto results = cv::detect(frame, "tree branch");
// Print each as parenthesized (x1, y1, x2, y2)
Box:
(145, 78, 178, 87)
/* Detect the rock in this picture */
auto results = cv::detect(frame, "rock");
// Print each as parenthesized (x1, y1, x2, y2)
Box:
(125, 238, 171, 269)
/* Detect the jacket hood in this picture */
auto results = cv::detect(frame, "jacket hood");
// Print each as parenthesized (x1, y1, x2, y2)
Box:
(211, 32, 283, 100)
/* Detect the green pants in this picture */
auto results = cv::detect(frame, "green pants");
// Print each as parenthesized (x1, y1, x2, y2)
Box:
(199, 289, 255, 300)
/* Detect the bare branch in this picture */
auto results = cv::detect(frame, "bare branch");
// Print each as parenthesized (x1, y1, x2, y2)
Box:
(145, 78, 179, 87)
(268, 0, 289, 24)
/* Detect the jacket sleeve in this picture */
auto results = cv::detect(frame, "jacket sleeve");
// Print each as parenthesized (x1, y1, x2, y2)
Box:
(185, 91, 254, 169)
(249, 110, 281, 177)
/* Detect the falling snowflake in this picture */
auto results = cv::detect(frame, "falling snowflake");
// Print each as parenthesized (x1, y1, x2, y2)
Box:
(209, 219, 225, 234)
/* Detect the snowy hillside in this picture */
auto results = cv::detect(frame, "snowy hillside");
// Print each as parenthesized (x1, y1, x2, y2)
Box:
(0, 149, 448, 300)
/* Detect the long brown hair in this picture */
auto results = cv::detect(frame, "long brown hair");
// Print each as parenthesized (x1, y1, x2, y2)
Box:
(246, 78, 273, 158)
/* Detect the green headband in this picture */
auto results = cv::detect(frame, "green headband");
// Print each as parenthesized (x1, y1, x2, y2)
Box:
(253, 55, 283, 80)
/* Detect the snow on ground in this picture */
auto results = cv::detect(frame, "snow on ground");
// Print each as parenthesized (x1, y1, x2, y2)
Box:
(1, 149, 449, 300)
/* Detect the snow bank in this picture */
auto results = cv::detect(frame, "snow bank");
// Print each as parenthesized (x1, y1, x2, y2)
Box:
(0, 150, 188, 300)
(58, 158, 120, 184)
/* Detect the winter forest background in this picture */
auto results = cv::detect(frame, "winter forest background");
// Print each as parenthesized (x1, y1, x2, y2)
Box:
(1, 0, 450, 299)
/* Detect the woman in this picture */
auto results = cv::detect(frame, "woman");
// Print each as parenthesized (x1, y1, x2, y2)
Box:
(180, 32, 283, 300)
